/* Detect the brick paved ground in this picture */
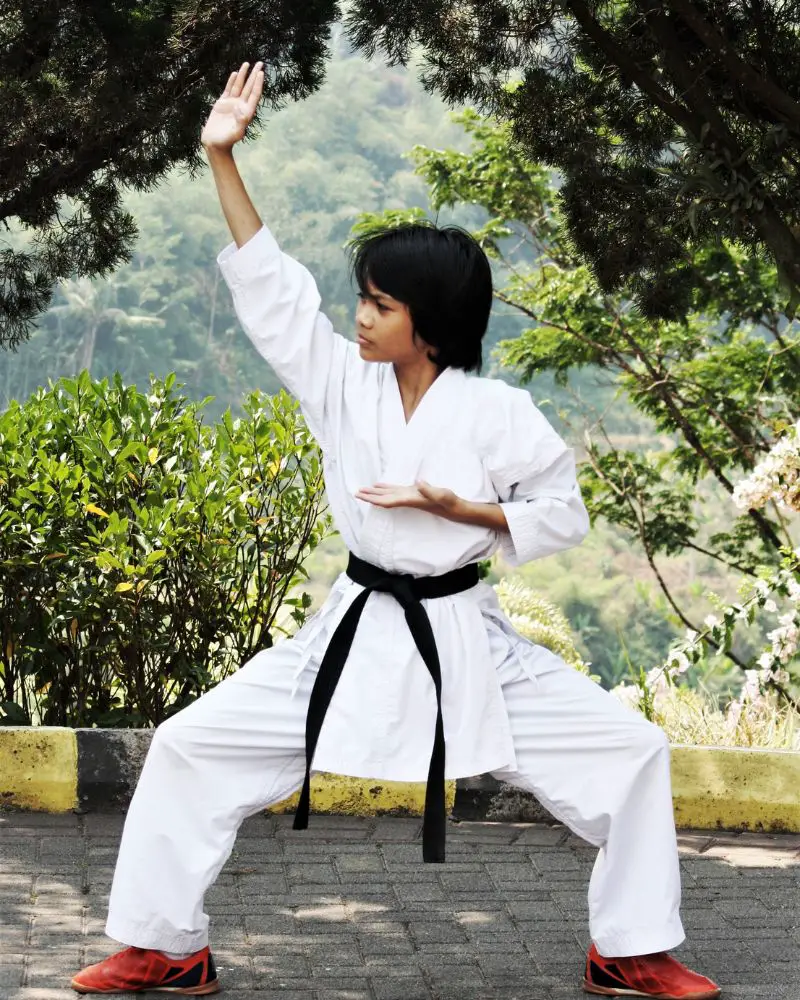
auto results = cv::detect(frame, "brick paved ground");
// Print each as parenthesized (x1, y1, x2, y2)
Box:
(1, 811, 798, 1000)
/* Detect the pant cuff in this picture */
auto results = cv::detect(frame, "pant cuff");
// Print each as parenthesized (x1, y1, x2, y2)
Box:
(105, 914, 209, 954)
(593, 917, 685, 958)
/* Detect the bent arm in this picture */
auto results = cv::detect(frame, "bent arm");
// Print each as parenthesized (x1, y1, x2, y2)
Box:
(485, 388, 590, 565)
(497, 448, 589, 565)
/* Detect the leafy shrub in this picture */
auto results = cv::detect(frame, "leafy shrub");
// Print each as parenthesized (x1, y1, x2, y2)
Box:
(0, 372, 329, 727)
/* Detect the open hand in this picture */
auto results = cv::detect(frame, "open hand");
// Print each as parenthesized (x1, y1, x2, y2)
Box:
(355, 481, 463, 519)
(201, 62, 264, 151)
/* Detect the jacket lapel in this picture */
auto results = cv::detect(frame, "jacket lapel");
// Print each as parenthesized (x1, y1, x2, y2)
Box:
(381, 365, 464, 484)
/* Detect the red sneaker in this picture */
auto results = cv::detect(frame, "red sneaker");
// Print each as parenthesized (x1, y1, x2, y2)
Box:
(71, 946, 219, 995)
(583, 944, 721, 998)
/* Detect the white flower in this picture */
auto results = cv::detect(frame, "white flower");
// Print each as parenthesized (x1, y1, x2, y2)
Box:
(763, 599, 778, 614)
(611, 684, 641, 709)
(684, 629, 698, 646)
(645, 666, 669, 694)
(732, 426, 800, 512)
(755, 580, 772, 598)
(725, 699, 743, 729)
(667, 650, 691, 675)
(741, 669, 761, 702)
(704, 614, 720, 630)
(757, 651, 774, 671)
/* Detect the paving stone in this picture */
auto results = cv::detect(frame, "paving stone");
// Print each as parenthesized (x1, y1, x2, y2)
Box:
(3, 990, 80, 999)
(408, 922, 467, 944)
(506, 900, 567, 921)
(358, 936, 415, 956)
(371, 818, 422, 842)
(513, 826, 567, 847)
(372, 977, 431, 1000)
(334, 855, 385, 874)
(233, 993, 313, 1000)
(251, 954, 312, 978)
(317, 991, 372, 1000)
(363, 957, 422, 976)
(0, 813, 797, 996)
(0, 965, 23, 989)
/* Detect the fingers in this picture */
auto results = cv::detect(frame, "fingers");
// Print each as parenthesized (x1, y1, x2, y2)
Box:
(246, 69, 264, 113)
(222, 71, 238, 98)
(358, 484, 398, 496)
(229, 62, 251, 99)
(242, 61, 264, 102)
(354, 489, 386, 506)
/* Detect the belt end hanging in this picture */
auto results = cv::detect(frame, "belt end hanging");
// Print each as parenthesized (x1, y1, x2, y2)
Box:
(292, 774, 312, 831)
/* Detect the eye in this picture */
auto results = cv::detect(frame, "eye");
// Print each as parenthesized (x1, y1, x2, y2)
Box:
(377, 303, 389, 312)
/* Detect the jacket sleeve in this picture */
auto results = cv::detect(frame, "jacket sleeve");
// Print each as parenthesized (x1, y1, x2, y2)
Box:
(484, 386, 590, 566)
(218, 225, 356, 445)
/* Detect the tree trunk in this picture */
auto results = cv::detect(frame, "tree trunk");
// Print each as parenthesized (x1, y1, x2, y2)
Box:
(79, 321, 98, 375)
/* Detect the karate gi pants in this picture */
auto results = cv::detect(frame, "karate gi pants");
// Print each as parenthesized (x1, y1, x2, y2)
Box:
(104, 638, 685, 960)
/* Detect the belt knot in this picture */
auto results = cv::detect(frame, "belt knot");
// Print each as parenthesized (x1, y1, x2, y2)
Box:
(371, 572, 416, 605)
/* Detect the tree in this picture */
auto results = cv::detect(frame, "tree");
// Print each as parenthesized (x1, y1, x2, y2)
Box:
(46, 277, 164, 377)
(1, 45, 468, 417)
(0, 0, 339, 349)
(347, 1, 800, 319)
(352, 108, 800, 686)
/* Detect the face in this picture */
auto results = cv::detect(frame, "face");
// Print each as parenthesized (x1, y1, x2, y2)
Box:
(355, 280, 434, 367)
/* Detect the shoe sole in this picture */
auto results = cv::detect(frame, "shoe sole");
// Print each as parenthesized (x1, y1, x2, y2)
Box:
(583, 979, 721, 999)
(71, 977, 220, 995)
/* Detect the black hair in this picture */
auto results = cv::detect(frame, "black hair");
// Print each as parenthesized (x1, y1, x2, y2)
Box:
(348, 222, 493, 373)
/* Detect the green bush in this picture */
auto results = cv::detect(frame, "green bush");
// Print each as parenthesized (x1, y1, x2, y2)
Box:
(0, 372, 329, 728)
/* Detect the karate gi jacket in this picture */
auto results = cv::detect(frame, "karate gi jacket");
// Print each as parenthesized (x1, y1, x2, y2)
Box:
(218, 226, 590, 782)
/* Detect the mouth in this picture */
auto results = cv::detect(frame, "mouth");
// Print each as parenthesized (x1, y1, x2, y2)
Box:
(357, 334, 373, 347)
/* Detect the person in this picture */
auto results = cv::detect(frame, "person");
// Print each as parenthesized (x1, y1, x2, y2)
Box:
(70, 62, 721, 999)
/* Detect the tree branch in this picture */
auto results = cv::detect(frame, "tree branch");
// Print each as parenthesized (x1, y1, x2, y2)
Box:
(665, 0, 800, 132)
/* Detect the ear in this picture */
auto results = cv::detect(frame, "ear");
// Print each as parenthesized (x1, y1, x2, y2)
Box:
(412, 330, 438, 360)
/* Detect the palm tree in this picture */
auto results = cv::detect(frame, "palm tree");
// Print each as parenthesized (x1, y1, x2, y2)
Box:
(48, 276, 164, 377)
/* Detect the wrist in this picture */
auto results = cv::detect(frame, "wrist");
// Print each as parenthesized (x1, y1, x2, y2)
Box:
(449, 498, 508, 532)
(447, 496, 473, 523)
(203, 143, 236, 163)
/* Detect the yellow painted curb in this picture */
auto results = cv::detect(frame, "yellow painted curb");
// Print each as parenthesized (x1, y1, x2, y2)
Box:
(1, 727, 799, 834)
(671, 745, 800, 833)
(0, 727, 78, 812)
(270, 773, 456, 817)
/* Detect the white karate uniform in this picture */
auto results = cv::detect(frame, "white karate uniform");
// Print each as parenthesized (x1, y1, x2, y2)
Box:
(105, 227, 685, 959)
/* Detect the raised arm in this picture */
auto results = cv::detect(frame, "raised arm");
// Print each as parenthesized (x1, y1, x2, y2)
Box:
(202, 63, 355, 445)
(202, 63, 265, 248)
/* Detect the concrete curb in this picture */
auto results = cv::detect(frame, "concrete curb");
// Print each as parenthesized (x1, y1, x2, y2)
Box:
(1, 727, 799, 832)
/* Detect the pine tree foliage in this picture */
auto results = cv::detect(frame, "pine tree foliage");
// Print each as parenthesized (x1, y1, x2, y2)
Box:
(346, 1, 800, 318)
(0, 0, 339, 348)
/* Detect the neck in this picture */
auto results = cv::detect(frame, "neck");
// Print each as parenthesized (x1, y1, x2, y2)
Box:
(393, 357, 441, 422)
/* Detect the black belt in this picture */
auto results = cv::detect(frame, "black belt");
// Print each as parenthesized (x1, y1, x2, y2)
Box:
(292, 552, 480, 862)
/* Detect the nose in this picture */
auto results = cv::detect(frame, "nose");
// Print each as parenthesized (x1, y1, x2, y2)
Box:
(356, 300, 373, 329)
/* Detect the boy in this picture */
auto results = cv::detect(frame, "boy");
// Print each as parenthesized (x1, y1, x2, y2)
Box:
(71, 62, 721, 999)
